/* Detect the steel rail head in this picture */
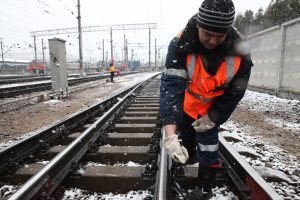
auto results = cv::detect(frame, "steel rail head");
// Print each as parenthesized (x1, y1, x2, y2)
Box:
(155, 128, 167, 200)
(8, 73, 160, 200)
(219, 135, 283, 200)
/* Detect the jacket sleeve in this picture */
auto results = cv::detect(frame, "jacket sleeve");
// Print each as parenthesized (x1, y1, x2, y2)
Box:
(160, 37, 188, 125)
(208, 57, 253, 125)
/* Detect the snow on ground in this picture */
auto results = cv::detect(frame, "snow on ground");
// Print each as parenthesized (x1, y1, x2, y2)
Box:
(62, 189, 153, 200)
(0, 79, 299, 199)
(222, 118, 299, 199)
(222, 121, 300, 178)
(0, 72, 159, 151)
(0, 77, 79, 89)
(240, 90, 300, 132)
(85, 161, 142, 168)
(0, 185, 18, 197)
(61, 186, 238, 200)
(58, 90, 300, 199)
(0, 80, 52, 89)
(211, 186, 238, 200)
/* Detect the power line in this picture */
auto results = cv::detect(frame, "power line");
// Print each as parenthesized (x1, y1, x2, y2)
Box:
(57, 0, 76, 17)
(1, 0, 60, 29)
(35, 0, 53, 9)
(0, 13, 32, 32)
(1, 0, 40, 20)
(21, 0, 76, 27)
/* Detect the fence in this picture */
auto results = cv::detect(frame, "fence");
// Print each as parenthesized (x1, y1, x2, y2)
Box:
(247, 17, 300, 100)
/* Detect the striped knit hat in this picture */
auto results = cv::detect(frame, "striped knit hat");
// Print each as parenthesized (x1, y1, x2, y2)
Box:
(196, 0, 235, 33)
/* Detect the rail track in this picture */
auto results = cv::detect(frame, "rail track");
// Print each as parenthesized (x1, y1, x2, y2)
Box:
(0, 75, 79, 85)
(0, 75, 116, 113)
(0, 73, 285, 199)
(0, 72, 135, 99)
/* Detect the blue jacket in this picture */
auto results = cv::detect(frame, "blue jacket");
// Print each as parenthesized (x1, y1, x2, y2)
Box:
(160, 15, 253, 126)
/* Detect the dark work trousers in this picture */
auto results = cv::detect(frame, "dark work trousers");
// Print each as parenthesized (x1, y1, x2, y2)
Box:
(178, 112, 220, 165)
(110, 72, 115, 82)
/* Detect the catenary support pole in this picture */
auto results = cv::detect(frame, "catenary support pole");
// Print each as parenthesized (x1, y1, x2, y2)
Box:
(77, 0, 83, 76)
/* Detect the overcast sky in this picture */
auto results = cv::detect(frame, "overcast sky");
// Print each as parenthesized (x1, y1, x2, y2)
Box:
(0, 0, 271, 63)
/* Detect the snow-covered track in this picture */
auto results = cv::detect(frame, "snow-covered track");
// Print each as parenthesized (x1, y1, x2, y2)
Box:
(0, 74, 286, 200)
(0, 72, 136, 99)
(1, 74, 160, 199)
(0, 74, 79, 85)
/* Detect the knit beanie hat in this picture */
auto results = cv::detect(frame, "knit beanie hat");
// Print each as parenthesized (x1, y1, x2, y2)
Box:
(196, 0, 235, 33)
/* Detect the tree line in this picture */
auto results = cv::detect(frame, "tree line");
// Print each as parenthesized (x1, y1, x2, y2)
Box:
(234, 0, 300, 35)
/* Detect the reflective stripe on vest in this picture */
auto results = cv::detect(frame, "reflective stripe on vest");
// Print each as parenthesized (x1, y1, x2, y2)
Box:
(197, 142, 219, 152)
(187, 55, 196, 80)
(186, 87, 213, 103)
(186, 54, 213, 102)
(164, 68, 187, 79)
(226, 56, 235, 83)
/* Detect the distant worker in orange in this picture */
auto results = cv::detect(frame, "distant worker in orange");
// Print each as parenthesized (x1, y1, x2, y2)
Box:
(108, 61, 116, 82)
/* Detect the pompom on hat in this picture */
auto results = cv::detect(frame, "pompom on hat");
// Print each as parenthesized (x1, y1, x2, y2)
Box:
(196, 0, 235, 33)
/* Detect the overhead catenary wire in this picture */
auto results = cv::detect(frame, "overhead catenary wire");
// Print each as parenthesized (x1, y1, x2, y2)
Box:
(57, 0, 76, 17)
(35, 0, 53, 9)
(23, 0, 76, 27)
(0, 0, 66, 30)
(1, 0, 78, 48)
(1, 0, 163, 63)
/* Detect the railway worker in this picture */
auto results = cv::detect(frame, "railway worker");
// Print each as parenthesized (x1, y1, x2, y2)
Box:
(108, 61, 116, 82)
(160, 0, 253, 199)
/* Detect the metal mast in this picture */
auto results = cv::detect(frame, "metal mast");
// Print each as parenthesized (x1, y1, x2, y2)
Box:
(77, 0, 83, 75)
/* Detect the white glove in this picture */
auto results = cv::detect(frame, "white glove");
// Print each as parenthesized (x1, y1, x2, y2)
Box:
(164, 134, 189, 164)
(192, 115, 215, 132)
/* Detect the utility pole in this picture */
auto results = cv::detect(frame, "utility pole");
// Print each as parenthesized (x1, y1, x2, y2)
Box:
(126, 39, 128, 70)
(105, 50, 108, 69)
(131, 49, 134, 68)
(123, 34, 125, 65)
(77, 0, 83, 76)
(0, 38, 4, 69)
(89, 50, 92, 73)
(148, 28, 151, 68)
(110, 27, 113, 61)
(155, 38, 157, 70)
(33, 35, 38, 75)
(42, 38, 46, 74)
(102, 39, 104, 69)
(124, 34, 127, 69)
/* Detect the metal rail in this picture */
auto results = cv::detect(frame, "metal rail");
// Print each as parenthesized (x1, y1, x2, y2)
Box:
(219, 135, 283, 200)
(8, 73, 160, 200)
(0, 73, 145, 174)
(0, 74, 79, 85)
(0, 72, 136, 98)
(155, 128, 168, 200)
(1, 72, 284, 200)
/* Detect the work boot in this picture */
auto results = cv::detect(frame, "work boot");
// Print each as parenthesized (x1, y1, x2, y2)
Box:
(185, 187, 213, 200)
(198, 163, 218, 188)
(185, 164, 217, 200)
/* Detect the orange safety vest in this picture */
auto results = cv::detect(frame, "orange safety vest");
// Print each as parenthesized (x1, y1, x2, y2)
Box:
(183, 54, 241, 119)
(109, 66, 115, 72)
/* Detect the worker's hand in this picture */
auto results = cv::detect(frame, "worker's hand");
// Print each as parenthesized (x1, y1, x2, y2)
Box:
(192, 115, 215, 133)
(164, 134, 189, 164)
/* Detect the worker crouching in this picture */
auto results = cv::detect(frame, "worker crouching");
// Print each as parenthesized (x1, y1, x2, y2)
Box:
(160, 0, 253, 199)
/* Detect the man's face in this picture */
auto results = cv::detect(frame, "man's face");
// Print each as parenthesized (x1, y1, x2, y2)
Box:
(197, 26, 228, 50)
